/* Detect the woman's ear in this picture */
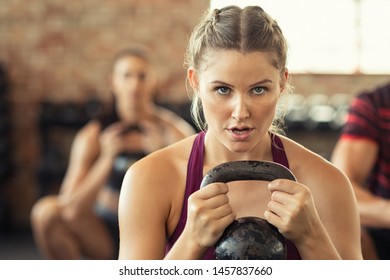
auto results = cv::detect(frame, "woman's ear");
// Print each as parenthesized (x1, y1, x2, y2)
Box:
(280, 67, 289, 94)
(187, 67, 199, 91)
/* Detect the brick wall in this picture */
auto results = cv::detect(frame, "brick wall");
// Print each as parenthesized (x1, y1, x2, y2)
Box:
(0, 0, 209, 229)
(0, 0, 389, 229)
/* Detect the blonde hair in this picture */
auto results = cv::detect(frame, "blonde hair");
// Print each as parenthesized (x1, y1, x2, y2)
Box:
(185, 5, 291, 132)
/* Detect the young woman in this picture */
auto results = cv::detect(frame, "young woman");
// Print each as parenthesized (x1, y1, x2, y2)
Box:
(118, 6, 362, 260)
(30, 45, 195, 259)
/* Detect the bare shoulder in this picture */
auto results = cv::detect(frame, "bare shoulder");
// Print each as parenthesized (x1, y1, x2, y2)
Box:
(277, 134, 351, 192)
(123, 134, 197, 193)
(69, 120, 101, 161)
(155, 105, 195, 137)
(119, 134, 197, 233)
(73, 120, 101, 146)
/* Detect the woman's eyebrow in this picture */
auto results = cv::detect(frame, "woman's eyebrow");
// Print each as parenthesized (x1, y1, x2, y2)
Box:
(210, 79, 273, 87)
(210, 80, 233, 87)
(249, 79, 273, 87)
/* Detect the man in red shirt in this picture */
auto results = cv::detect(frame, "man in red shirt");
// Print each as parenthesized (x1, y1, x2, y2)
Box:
(332, 82, 390, 259)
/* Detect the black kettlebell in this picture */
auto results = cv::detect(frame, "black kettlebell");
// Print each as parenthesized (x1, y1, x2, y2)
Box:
(200, 160, 297, 260)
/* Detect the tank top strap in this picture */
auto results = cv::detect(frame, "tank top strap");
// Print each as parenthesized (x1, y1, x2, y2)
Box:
(182, 131, 205, 219)
(270, 133, 302, 259)
(166, 132, 205, 248)
(271, 133, 289, 169)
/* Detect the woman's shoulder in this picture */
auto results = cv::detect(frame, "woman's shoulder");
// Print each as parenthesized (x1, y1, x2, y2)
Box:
(277, 134, 355, 221)
(277, 134, 331, 164)
(120, 134, 198, 212)
(277, 134, 349, 188)
(126, 134, 198, 183)
(71, 120, 101, 149)
(74, 119, 101, 137)
(65, 120, 102, 165)
(154, 105, 196, 137)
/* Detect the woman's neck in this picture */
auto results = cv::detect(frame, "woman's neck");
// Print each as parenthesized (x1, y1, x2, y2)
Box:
(116, 102, 156, 124)
(203, 131, 273, 167)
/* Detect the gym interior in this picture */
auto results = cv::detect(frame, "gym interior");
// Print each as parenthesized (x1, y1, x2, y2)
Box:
(0, 0, 389, 259)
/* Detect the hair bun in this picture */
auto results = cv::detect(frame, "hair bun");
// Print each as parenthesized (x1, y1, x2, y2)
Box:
(211, 8, 221, 25)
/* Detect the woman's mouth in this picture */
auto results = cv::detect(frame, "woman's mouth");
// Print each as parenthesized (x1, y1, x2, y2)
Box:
(228, 127, 253, 140)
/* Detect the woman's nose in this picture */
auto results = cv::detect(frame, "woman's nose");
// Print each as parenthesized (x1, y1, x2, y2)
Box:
(128, 76, 142, 89)
(231, 95, 250, 120)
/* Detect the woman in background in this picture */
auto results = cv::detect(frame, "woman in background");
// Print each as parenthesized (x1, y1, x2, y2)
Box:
(30, 45, 195, 259)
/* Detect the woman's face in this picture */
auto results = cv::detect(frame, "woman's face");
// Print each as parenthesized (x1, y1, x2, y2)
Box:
(111, 55, 156, 111)
(189, 50, 287, 154)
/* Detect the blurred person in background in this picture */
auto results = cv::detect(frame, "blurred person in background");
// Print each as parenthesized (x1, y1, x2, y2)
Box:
(332, 82, 390, 259)
(30, 45, 195, 259)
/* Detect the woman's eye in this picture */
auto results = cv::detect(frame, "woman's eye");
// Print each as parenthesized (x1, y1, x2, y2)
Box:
(216, 87, 230, 95)
(252, 87, 265, 95)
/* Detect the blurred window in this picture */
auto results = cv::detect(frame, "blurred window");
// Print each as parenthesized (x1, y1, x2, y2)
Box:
(210, 0, 390, 74)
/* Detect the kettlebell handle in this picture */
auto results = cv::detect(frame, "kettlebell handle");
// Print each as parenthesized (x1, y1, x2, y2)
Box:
(200, 160, 296, 188)
(201, 160, 295, 260)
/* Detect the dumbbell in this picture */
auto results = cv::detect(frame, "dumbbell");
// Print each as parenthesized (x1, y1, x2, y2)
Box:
(200, 160, 297, 260)
(304, 93, 335, 130)
(328, 93, 352, 130)
(285, 93, 307, 130)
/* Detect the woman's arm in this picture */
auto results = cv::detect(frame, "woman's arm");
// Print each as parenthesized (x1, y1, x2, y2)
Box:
(118, 154, 174, 259)
(295, 156, 362, 259)
(269, 139, 362, 259)
(58, 121, 123, 217)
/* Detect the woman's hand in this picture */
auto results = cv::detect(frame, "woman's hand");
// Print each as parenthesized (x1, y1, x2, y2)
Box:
(185, 183, 236, 251)
(264, 179, 322, 246)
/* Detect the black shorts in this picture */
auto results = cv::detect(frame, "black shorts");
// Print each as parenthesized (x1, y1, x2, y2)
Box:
(94, 204, 119, 259)
(368, 228, 390, 259)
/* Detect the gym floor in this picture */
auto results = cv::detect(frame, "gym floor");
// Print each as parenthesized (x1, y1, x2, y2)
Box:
(0, 229, 42, 260)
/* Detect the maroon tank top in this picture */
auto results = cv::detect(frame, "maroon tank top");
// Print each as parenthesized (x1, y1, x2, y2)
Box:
(165, 131, 302, 260)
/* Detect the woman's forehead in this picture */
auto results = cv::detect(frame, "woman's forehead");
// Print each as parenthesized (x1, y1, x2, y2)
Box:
(199, 50, 279, 78)
(114, 56, 149, 71)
